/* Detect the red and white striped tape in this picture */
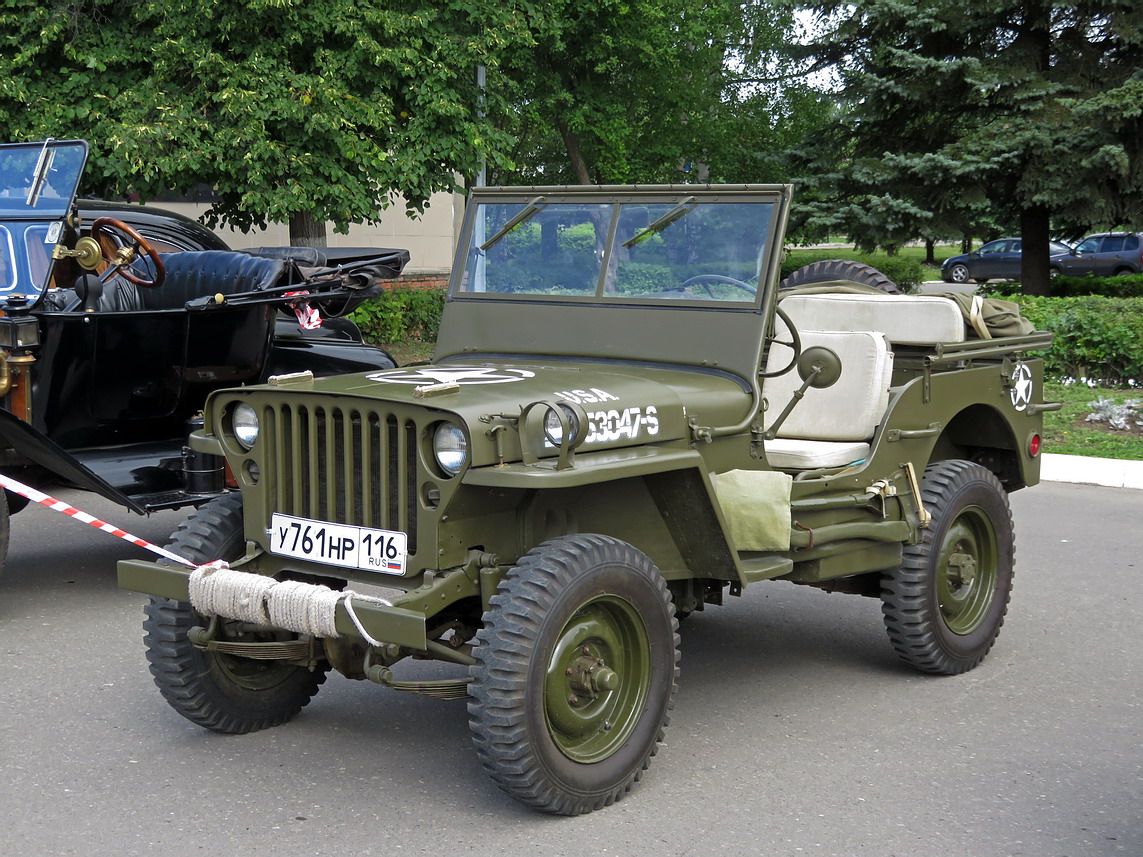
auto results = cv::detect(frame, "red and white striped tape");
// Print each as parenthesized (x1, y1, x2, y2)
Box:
(0, 471, 195, 567)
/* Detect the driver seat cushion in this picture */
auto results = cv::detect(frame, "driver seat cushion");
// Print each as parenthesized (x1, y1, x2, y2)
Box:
(763, 329, 894, 470)
(100, 251, 287, 312)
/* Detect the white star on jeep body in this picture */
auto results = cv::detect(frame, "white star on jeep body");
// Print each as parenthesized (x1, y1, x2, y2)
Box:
(366, 366, 537, 385)
(1010, 364, 1033, 411)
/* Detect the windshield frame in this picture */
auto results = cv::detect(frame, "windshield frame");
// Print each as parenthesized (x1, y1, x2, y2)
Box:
(437, 185, 793, 386)
(449, 185, 788, 311)
(0, 139, 90, 304)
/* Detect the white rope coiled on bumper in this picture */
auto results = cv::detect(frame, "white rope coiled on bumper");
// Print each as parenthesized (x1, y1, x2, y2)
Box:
(188, 561, 392, 647)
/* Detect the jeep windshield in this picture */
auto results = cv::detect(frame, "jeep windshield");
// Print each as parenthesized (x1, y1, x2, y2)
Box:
(0, 139, 89, 301)
(454, 188, 783, 307)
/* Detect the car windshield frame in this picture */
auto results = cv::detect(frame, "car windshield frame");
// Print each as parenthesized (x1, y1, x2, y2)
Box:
(436, 185, 792, 384)
(0, 139, 89, 303)
(451, 187, 785, 310)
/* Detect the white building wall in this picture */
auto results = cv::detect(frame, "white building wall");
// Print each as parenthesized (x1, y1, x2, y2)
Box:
(157, 190, 464, 273)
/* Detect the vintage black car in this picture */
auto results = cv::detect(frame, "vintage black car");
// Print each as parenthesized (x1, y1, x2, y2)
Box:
(0, 139, 406, 572)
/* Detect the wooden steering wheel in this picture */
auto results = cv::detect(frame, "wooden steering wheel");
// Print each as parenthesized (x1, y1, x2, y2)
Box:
(91, 216, 166, 287)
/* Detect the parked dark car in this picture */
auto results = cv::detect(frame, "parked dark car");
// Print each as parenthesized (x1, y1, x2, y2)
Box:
(941, 238, 1074, 284)
(0, 139, 405, 573)
(1051, 232, 1143, 277)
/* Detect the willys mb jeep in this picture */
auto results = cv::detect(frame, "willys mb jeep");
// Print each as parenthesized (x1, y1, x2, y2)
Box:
(0, 139, 404, 573)
(118, 185, 1054, 815)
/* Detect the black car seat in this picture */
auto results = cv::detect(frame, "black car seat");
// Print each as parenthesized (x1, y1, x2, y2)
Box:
(99, 251, 287, 312)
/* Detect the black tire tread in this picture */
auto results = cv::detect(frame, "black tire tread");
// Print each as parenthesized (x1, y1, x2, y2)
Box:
(881, 460, 1014, 675)
(142, 493, 326, 734)
(468, 534, 679, 815)
(779, 258, 902, 294)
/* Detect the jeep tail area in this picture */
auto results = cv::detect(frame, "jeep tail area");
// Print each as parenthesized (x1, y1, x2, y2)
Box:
(118, 185, 1055, 815)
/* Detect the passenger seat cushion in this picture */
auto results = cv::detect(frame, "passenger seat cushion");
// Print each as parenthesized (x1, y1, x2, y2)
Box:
(764, 329, 894, 442)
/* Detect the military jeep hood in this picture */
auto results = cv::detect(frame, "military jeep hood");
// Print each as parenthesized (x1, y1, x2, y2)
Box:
(328, 358, 750, 460)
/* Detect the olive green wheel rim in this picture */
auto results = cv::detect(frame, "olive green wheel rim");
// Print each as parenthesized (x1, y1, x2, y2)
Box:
(211, 619, 305, 692)
(543, 594, 651, 763)
(937, 504, 999, 635)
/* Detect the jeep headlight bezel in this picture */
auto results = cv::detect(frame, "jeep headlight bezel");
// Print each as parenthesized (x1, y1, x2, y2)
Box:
(432, 421, 468, 476)
(232, 402, 260, 450)
(542, 403, 581, 447)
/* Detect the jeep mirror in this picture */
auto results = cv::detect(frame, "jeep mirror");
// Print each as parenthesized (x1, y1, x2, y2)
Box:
(796, 346, 842, 389)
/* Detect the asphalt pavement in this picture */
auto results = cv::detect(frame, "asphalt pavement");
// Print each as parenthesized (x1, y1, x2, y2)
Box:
(0, 481, 1139, 857)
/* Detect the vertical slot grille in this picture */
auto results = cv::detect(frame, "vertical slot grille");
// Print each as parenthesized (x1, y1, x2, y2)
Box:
(267, 402, 418, 553)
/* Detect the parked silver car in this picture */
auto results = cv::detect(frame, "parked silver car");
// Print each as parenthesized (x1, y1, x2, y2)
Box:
(1051, 232, 1143, 277)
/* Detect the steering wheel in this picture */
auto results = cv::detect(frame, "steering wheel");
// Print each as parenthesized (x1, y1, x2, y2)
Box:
(680, 273, 756, 298)
(91, 217, 165, 287)
(760, 305, 802, 378)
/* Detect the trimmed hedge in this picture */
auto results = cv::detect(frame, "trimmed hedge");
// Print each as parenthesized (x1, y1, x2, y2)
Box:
(781, 249, 926, 293)
(1000, 294, 1143, 387)
(348, 285, 446, 343)
(1047, 273, 1143, 298)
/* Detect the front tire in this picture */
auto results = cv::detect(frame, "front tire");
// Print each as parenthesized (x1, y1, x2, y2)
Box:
(881, 461, 1014, 675)
(468, 534, 679, 815)
(143, 493, 327, 734)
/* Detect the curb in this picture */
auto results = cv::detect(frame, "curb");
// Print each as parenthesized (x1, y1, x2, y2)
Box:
(1041, 453, 1143, 490)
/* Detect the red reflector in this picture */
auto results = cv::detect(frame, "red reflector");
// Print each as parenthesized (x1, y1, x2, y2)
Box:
(1029, 434, 1041, 457)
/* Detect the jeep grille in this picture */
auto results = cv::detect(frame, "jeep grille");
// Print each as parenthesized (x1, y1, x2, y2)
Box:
(264, 403, 419, 554)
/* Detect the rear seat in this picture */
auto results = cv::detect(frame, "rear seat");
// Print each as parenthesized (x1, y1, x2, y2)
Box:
(778, 292, 965, 346)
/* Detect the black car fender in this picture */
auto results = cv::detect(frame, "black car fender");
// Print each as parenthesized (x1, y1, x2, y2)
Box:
(0, 409, 146, 514)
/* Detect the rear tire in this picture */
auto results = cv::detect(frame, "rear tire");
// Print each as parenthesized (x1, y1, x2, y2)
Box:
(881, 461, 1014, 675)
(143, 493, 327, 734)
(779, 259, 901, 294)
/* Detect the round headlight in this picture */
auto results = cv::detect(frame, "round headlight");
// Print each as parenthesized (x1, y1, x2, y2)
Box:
(433, 422, 468, 476)
(233, 403, 260, 450)
(543, 404, 580, 446)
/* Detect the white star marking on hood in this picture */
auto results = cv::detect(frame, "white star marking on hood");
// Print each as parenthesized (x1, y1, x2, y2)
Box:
(366, 366, 537, 385)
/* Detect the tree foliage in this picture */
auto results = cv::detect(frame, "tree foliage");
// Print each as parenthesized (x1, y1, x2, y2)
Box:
(0, 0, 537, 242)
(488, 0, 814, 186)
(790, 0, 1143, 292)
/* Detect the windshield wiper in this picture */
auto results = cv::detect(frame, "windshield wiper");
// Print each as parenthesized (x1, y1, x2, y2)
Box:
(479, 196, 547, 251)
(25, 138, 57, 207)
(622, 196, 696, 248)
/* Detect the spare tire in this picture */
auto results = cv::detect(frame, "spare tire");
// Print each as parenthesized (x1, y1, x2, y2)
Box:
(779, 259, 901, 295)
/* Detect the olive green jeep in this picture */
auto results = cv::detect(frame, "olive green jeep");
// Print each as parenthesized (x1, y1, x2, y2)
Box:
(119, 185, 1055, 814)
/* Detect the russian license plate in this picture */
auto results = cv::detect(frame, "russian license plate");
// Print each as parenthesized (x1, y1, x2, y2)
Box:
(269, 513, 407, 575)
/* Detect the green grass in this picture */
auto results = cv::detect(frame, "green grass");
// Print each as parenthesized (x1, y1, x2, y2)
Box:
(786, 243, 963, 270)
(381, 339, 435, 365)
(1042, 382, 1143, 460)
